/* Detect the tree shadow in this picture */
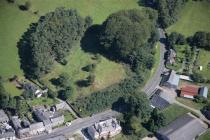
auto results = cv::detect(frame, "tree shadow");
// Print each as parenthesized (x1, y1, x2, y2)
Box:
(80, 24, 102, 54)
(80, 24, 120, 62)
(50, 78, 60, 86)
(17, 23, 38, 79)
(112, 97, 129, 113)
(76, 80, 88, 87)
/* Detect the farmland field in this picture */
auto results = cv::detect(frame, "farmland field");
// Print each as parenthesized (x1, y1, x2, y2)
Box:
(167, 0, 210, 36)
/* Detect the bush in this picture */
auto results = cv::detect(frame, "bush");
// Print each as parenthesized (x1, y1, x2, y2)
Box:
(191, 72, 205, 83)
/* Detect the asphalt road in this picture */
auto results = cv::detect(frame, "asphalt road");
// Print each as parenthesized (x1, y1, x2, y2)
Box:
(26, 110, 119, 140)
(143, 28, 167, 97)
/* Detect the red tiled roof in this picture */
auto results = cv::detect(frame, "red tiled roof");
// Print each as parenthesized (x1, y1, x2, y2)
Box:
(181, 85, 199, 96)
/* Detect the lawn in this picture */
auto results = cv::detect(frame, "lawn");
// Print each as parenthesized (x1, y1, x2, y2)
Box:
(27, 97, 59, 106)
(60, 110, 75, 123)
(166, 45, 188, 72)
(161, 104, 189, 125)
(167, 0, 210, 36)
(196, 49, 210, 80)
(176, 97, 204, 110)
(199, 130, 210, 140)
(0, 0, 139, 95)
(40, 45, 126, 100)
(148, 43, 161, 81)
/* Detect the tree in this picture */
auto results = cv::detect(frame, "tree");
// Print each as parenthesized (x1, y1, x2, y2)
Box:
(83, 64, 96, 72)
(16, 99, 29, 118)
(85, 16, 93, 28)
(19, 8, 89, 78)
(167, 32, 186, 48)
(147, 108, 166, 132)
(190, 32, 210, 50)
(126, 91, 152, 120)
(191, 72, 205, 83)
(22, 90, 34, 99)
(0, 77, 9, 109)
(156, 0, 187, 28)
(25, 0, 31, 10)
(59, 86, 73, 100)
(99, 9, 158, 62)
(86, 74, 95, 86)
(58, 73, 71, 88)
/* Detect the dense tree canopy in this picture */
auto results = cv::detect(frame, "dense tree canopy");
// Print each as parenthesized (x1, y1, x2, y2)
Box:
(189, 31, 210, 50)
(19, 8, 91, 78)
(156, 0, 187, 28)
(126, 91, 152, 120)
(99, 9, 158, 62)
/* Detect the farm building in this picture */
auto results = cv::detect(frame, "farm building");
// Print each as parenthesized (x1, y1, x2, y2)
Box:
(180, 85, 199, 99)
(157, 113, 207, 140)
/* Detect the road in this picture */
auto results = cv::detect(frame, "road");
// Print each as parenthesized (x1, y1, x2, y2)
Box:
(26, 110, 119, 140)
(143, 28, 167, 97)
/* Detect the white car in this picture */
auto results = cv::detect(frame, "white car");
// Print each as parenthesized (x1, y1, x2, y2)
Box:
(66, 122, 72, 126)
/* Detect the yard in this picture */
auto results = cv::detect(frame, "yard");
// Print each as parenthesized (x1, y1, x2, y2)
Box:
(196, 49, 210, 80)
(27, 97, 59, 106)
(199, 130, 210, 140)
(161, 104, 190, 125)
(40, 46, 126, 100)
(176, 97, 204, 110)
(0, 0, 140, 96)
(167, 0, 210, 36)
(166, 45, 188, 72)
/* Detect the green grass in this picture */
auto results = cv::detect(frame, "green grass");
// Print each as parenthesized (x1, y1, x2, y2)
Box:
(167, 0, 210, 36)
(0, 0, 140, 78)
(0, 0, 139, 96)
(199, 130, 210, 140)
(61, 111, 75, 123)
(161, 104, 189, 125)
(3, 82, 22, 96)
(40, 46, 126, 100)
(196, 49, 210, 80)
(148, 43, 161, 80)
(167, 45, 188, 72)
(27, 97, 59, 106)
(176, 97, 204, 110)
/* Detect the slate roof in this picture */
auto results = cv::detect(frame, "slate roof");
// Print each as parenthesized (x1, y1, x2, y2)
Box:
(0, 131, 15, 139)
(157, 113, 207, 140)
(0, 110, 9, 123)
(167, 70, 180, 86)
(150, 90, 170, 110)
(199, 87, 208, 98)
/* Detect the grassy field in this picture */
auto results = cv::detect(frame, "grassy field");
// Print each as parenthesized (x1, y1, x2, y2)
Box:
(27, 97, 59, 106)
(40, 45, 126, 99)
(167, 0, 210, 36)
(199, 130, 210, 140)
(148, 43, 161, 80)
(196, 49, 210, 80)
(161, 104, 189, 125)
(0, 0, 139, 96)
(176, 97, 204, 110)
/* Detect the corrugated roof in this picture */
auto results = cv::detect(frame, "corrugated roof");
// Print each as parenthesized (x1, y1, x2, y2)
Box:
(199, 87, 208, 98)
(157, 113, 207, 140)
(167, 70, 180, 86)
(181, 85, 199, 96)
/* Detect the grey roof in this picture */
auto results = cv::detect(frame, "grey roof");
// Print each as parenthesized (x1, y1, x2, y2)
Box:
(33, 109, 48, 121)
(150, 90, 170, 110)
(157, 113, 207, 140)
(199, 87, 208, 98)
(167, 70, 180, 86)
(29, 122, 44, 130)
(0, 110, 9, 123)
(11, 117, 21, 130)
(0, 131, 15, 138)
